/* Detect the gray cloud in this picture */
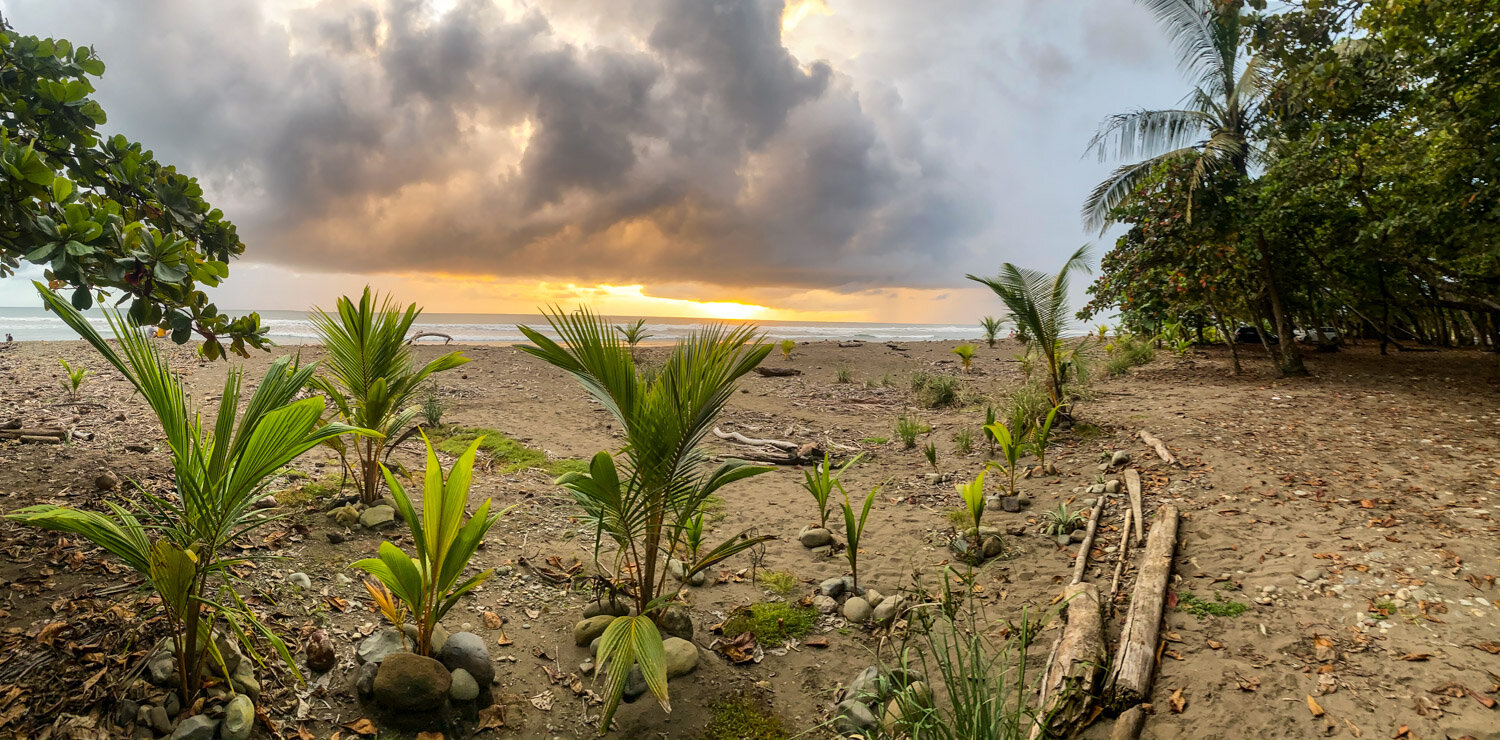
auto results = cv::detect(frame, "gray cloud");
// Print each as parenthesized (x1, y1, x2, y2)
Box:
(0, 0, 1184, 302)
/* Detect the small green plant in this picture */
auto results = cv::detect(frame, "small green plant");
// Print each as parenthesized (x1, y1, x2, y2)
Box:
(721, 601, 817, 644)
(58, 358, 89, 397)
(923, 442, 938, 468)
(1027, 405, 1060, 469)
(352, 434, 509, 656)
(1096, 324, 1110, 340)
(839, 484, 879, 593)
(910, 370, 933, 392)
(952, 344, 976, 373)
(1005, 382, 1051, 432)
(801, 451, 864, 529)
(779, 339, 795, 360)
(982, 421, 1022, 498)
(419, 381, 446, 429)
(836, 365, 854, 384)
(980, 316, 1003, 348)
(616, 318, 651, 359)
(701, 695, 788, 740)
(1177, 592, 1248, 618)
(982, 405, 997, 455)
(895, 414, 930, 449)
(683, 512, 706, 567)
(860, 436, 889, 445)
(945, 508, 974, 529)
(955, 470, 987, 552)
(918, 375, 960, 408)
(758, 570, 799, 596)
(953, 427, 974, 456)
(1040, 503, 1083, 536)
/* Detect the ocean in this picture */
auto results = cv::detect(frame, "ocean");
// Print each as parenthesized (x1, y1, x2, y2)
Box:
(0, 307, 984, 346)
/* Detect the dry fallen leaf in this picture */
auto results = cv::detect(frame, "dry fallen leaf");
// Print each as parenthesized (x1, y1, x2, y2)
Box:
(525, 607, 540, 619)
(1474, 642, 1500, 655)
(340, 718, 378, 736)
(483, 611, 503, 630)
(476, 705, 505, 732)
(530, 690, 554, 711)
(1399, 652, 1432, 661)
(1207, 639, 1223, 650)
(416, 733, 444, 740)
(1306, 694, 1325, 717)
(1237, 675, 1260, 692)
(1168, 687, 1187, 713)
(1393, 725, 1410, 739)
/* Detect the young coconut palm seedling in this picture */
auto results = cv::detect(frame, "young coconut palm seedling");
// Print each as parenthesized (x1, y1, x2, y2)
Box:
(952, 343, 976, 373)
(519, 308, 775, 732)
(9, 284, 367, 704)
(1028, 405, 1061, 473)
(956, 470, 987, 555)
(983, 420, 1023, 501)
(351, 434, 508, 656)
(839, 483, 879, 595)
(980, 316, 1003, 348)
(59, 357, 89, 398)
(801, 451, 864, 530)
(616, 318, 651, 360)
(779, 338, 795, 360)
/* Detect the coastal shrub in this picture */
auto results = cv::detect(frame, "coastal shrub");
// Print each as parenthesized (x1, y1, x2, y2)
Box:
(519, 309, 774, 729)
(980, 316, 1003, 348)
(311, 288, 469, 504)
(58, 358, 89, 398)
(917, 375, 961, 408)
(801, 451, 863, 529)
(895, 414, 930, 449)
(910, 371, 933, 392)
(722, 602, 817, 644)
(952, 344, 976, 373)
(9, 285, 364, 704)
(352, 434, 508, 655)
(702, 695, 788, 740)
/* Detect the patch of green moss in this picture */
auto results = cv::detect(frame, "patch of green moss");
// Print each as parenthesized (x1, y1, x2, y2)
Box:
(1178, 592, 1247, 618)
(701, 494, 727, 525)
(860, 437, 889, 445)
(274, 478, 343, 507)
(720, 602, 817, 644)
(432, 427, 583, 477)
(946, 508, 974, 529)
(700, 695, 787, 740)
(758, 570, 799, 596)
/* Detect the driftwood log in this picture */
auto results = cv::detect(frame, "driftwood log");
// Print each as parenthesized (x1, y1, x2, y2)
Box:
(1109, 706, 1148, 740)
(753, 366, 801, 377)
(1103, 503, 1180, 713)
(1123, 468, 1144, 539)
(711, 427, 823, 465)
(1070, 492, 1108, 585)
(1137, 430, 1178, 466)
(0, 427, 67, 444)
(405, 331, 454, 344)
(1108, 508, 1134, 607)
(1031, 582, 1105, 740)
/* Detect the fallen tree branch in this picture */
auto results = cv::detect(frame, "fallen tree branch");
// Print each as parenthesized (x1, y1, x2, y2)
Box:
(1070, 492, 1108, 586)
(1109, 706, 1147, 740)
(752, 366, 801, 377)
(405, 331, 454, 344)
(712, 427, 800, 450)
(1137, 430, 1178, 466)
(1108, 508, 1133, 609)
(1031, 582, 1104, 740)
(1103, 504, 1180, 712)
(1123, 468, 1144, 540)
(0, 427, 66, 439)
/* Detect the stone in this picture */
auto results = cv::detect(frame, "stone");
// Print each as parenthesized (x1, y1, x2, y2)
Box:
(667, 558, 688, 581)
(580, 659, 595, 676)
(813, 594, 839, 614)
(94, 471, 120, 490)
(687, 569, 707, 587)
(357, 629, 408, 665)
(163, 692, 180, 717)
(328, 505, 360, 528)
(355, 661, 379, 698)
(834, 699, 879, 736)
(359, 505, 396, 530)
(147, 705, 172, 734)
(981, 535, 1004, 558)
(449, 668, 480, 702)
(147, 654, 176, 686)
(845, 666, 881, 702)
(437, 631, 494, 687)
(872, 595, 904, 625)
(810, 545, 833, 557)
(799, 526, 834, 548)
(1109, 450, 1131, 468)
(622, 665, 649, 703)
(843, 596, 873, 623)
(1087, 484, 1106, 495)
(287, 572, 312, 590)
(583, 597, 631, 618)
(881, 698, 904, 733)
(402, 622, 450, 654)
(229, 665, 261, 702)
(573, 616, 616, 647)
(221, 695, 254, 740)
(116, 699, 139, 727)
(1300, 568, 1322, 583)
(1000, 496, 1023, 513)
(207, 632, 244, 678)
(589, 636, 601, 657)
(305, 629, 337, 673)
(168, 715, 218, 740)
(820, 577, 847, 599)
(373, 653, 451, 712)
(907, 680, 934, 708)
(663, 637, 699, 678)
(1105, 479, 1121, 494)
(1069, 529, 1087, 544)
(863, 589, 885, 608)
(657, 604, 694, 641)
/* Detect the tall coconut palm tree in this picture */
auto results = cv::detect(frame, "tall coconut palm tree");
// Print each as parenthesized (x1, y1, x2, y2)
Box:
(967, 245, 1092, 409)
(1082, 0, 1308, 376)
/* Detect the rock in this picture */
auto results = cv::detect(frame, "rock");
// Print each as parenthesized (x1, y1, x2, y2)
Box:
(583, 597, 631, 618)
(1109, 450, 1131, 468)
(1105, 479, 1121, 494)
(872, 595, 904, 625)
(1000, 496, 1023, 513)
(834, 699, 879, 736)
(163, 692, 180, 717)
(813, 594, 839, 614)
(881, 698, 904, 733)
(1069, 529, 1087, 543)
(401, 622, 450, 654)
(372, 653, 451, 712)
(359, 505, 396, 530)
(863, 589, 885, 608)
(449, 668, 480, 702)
(687, 569, 707, 587)
(116, 699, 139, 727)
(168, 715, 218, 740)
(221, 695, 254, 740)
(229, 665, 260, 702)
(589, 636, 601, 657)
(94, 471, 120, 490)
(843, 596, 873, 623)
(147, 654, 176, 686)
(657, 604, 694, 641)
(355, 661, 378, 698)
(573, 616, 616, 647)
(1005, 524, 1028, 536)
(147, 705, 172, 735)
(845, 666, 881, 701)
(667, 558, 688, 581)
(799, 526, 834, 548)
(437, 631, 494, 687)
(907, 680, 934, 708)
(810, 545, 833, 557)
(621, 665, 649, 703)
(208, 632, 244, 677)
(580, 659, 595, 676)
(287, 572, 312, 590)
(981, 535, 1004, 558)
(820, 577, 847, 599)
(306, 629, 337, 673)
(357, 629, 408, 665)
(1087, 484, 1106, 495)
(328, 505, 360, 528)
(1300, 568, 1322, 583)
(326, 531, 347, 544)
(663, 637, 699, 678)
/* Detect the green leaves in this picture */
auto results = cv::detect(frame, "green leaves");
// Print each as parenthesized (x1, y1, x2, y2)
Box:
(595, 615, 669, 731)
(956, 470, 987, 533)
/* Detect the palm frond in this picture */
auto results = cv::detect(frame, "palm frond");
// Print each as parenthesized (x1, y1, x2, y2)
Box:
(1079, 146, 1201, 232)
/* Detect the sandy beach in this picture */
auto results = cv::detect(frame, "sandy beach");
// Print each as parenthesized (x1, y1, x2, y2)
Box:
(0, 337, 1496, 739)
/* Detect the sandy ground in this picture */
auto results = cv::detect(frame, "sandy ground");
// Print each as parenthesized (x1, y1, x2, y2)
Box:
(0, 335, 1496, 740)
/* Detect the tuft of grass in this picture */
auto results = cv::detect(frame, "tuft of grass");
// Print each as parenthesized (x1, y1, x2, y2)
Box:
(895, 414, 930, 449)
(1003, 382, 1052, 430)
(758, 570, 799, 596)
(861, 437, 889, 445)
(836, 365, 854, 384)
(953, 428, 974, 456)
(923, 442, 938, 468)
(700, 695, 788, 740)
(913, 373, 961, 409)
(1177, 592, 1248, 618)
(432, 427, 583, 476)
(721, 602, 817, 644)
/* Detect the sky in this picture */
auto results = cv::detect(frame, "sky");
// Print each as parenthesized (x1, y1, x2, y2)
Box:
(0, 0, 1184, 322)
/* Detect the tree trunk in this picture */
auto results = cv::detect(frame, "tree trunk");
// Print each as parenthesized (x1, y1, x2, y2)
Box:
(1257, 232, 1306, 376)
(1207, 294, 1240, 374)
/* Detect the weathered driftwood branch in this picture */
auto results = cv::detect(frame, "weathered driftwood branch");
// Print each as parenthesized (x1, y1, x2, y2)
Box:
(1109, 706, 1148, 740)
(1103, 503, 1180, 712)
(1031, 582, 1104, 740)
(1108, 508, 1134, 607)
(0, 427, 66, 438)
(753, 366, 801, 377)
(712, 427, 824, 465)
(1123, 468, 1144, 540)
(1070, 492, 1108, 586)
(712, 427, 799, 450)
(406, 331, 454, 344)
(1137, 430, 1177, 466)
